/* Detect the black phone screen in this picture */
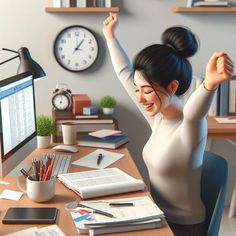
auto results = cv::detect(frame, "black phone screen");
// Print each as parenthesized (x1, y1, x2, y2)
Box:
(2, 207, 58, 224)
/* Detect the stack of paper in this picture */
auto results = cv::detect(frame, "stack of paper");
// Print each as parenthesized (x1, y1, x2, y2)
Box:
(78, 129, 129, 149)
(69, 196, 164, 235)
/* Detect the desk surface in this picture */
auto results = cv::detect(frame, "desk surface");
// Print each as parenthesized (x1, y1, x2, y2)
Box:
(207, 116, 236, 139)
(0, 147, 173, 236)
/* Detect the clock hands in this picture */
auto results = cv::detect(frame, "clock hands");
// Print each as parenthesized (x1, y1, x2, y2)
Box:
(73, 39, 84, 54)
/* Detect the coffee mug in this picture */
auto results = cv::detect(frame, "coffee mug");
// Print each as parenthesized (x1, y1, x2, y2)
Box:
(61, 122, 77, 145)
(17, 175, 55, 202)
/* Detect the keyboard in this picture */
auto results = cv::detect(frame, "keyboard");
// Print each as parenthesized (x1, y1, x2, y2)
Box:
(41, 153, 72, 176)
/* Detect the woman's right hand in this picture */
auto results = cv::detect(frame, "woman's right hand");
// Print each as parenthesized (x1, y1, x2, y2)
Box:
(102, 12, 118, 41)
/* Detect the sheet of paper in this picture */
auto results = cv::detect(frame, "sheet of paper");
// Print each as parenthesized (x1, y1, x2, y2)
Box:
(88, 129, 121, 138)
(214, 117, 236, 123)
(35, 225, 66, 236)
(5, 227, 38, 236)
(72, 149, 124, 169)
(5, 225, 65, 236)
(0, 189, 23, 201)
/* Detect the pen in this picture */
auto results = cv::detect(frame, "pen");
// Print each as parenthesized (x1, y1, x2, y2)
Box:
(109, 202, 134, 206)
(97, 153, 104, 166)
(20, 168, 35, 181)
(76, 203, 114, 218)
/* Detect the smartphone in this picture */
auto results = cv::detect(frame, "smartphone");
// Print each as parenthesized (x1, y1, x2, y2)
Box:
(2, 207, 58, 224)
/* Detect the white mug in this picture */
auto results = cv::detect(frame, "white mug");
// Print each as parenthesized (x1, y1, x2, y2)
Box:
(61, 122, 77, 145)
(17, 175, 55, 202)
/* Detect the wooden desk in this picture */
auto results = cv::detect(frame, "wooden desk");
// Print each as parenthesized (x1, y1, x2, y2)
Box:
(0, 147, 173, 236)
(207, 116, 236, 218)
(207, 116, 236, 139)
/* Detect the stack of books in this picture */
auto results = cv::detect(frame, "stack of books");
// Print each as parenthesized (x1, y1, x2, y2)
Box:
(77, 129, 129, 149)
(194, 1, 229, 7)
(69, 196, 164, 235)
(187, 0, 229, 7)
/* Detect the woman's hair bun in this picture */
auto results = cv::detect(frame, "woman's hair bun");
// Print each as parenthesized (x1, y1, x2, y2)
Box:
(161, 26, 199, 58)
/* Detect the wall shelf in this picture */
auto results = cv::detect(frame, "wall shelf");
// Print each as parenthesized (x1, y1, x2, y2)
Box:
(45, 7, 119, 13)
(172, 6, 236, 13)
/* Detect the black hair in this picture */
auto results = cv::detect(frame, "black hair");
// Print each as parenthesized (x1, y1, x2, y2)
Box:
(133, 26, 199, 96)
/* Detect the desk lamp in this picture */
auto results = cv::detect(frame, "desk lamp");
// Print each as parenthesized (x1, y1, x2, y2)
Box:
(0, 47, 46, 79)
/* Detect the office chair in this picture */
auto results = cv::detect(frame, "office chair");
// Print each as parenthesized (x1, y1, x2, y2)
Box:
(201, 151, 228, 236)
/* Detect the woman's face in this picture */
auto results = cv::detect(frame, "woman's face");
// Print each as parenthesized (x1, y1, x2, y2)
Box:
(134, 71, 170, 117)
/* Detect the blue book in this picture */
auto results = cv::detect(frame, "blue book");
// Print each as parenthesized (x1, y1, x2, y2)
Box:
(218, 80, 229, 117)
(78, 135, 129, 149)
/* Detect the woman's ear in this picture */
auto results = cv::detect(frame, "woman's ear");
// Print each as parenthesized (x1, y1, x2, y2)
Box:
(167, 80, 179, 94)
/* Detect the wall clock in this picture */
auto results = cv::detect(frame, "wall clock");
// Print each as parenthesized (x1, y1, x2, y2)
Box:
(53, 25, 99, 72)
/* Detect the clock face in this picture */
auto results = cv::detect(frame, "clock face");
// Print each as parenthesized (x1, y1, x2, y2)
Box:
(53, 25, 99, 72)
(52, 93, 71, 110)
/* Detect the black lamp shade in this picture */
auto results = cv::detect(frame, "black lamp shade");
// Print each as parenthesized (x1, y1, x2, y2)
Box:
(17, 47, 46, 79)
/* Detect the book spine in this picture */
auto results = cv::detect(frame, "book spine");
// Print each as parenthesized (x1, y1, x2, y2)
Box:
(229, 79, 236, 114)
(105, 0, 112, 7)
(76, 0, 87, 7)
(218, 80, 229, 117)
(61, 0, 70, 7)
(186, 0, 193, 7)
(96, 0, 105, 7)
(53, 0, 62, 7)
(70, 0, 77, 7)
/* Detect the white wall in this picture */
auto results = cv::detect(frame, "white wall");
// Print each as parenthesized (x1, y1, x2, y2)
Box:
(1, 0, 236, 200)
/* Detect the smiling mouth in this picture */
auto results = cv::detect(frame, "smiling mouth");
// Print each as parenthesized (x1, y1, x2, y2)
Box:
(143, 104, 153, 111)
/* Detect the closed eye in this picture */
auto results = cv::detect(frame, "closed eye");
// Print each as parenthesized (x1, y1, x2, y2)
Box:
(144, 90, 154, 94)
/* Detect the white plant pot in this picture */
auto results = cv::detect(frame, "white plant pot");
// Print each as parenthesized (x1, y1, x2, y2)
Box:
(37, 136, 51, 148)
(102, 108, 114, 115)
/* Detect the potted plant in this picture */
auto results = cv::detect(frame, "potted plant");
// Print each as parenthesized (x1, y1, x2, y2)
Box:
(100, 95, 117, 115)
(36, 115, 56, 148)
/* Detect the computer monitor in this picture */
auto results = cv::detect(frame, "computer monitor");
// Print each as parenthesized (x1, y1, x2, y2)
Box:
(0, 72, 37, 178)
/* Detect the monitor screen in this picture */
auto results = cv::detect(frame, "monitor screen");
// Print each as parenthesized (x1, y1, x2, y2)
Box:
(0, 72, 37, 177)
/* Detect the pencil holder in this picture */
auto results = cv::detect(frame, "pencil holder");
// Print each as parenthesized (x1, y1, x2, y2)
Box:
(17, 175, 56, 202)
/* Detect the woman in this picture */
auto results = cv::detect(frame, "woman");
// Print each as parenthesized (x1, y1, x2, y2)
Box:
(102, 13, 234, 236)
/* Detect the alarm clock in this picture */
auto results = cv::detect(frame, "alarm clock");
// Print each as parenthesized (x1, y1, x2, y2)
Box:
(53, 25, 99, 72)
(52, 83, 72, 111)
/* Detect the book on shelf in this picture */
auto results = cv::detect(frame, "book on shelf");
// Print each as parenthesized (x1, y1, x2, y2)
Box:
(70, 196, 164, 234)
(229, 79, 236, 114)
(193, 1, 229, 7)
(96, 0, 105, 7)
(186, 0, 198, 7)
(53, 0, 62, 7)
(105, 0, 112, 7)
(77, 134, 129, 149)
(70, 0, 76, 7)
(76, 0, 86, 7)
(61, 0, 70, 7)
(75, 114, 99, 119)
(218, 80, 229, 117)
(57, 168, 145, 199)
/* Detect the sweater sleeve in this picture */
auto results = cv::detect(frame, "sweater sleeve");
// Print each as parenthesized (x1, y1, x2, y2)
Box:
(181, 83, 216, 147)
(106, 38, 154, 127)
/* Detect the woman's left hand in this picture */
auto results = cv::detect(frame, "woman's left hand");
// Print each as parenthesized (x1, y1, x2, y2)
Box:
(205, 51, 234, 90)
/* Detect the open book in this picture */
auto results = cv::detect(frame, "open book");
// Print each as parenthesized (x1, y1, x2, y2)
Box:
(57, 168, 145, 199)
(70, 196, 164, 234)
